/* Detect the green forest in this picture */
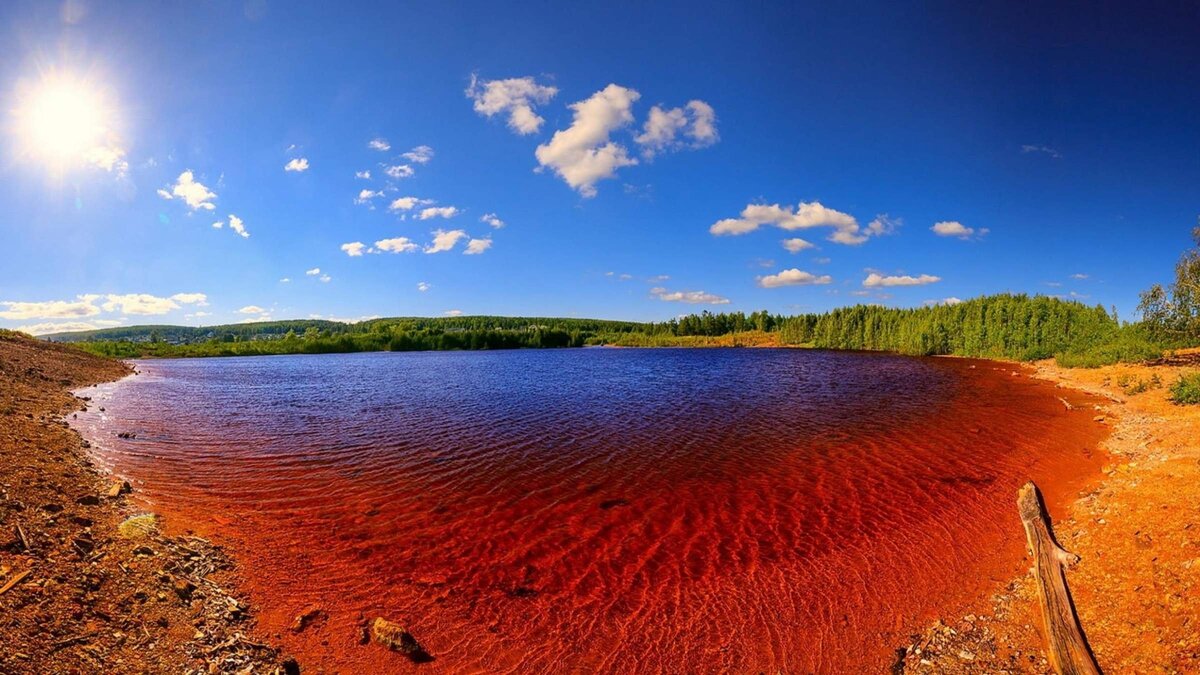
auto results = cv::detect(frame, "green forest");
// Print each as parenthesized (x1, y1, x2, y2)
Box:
(46, 226, 1200, 367)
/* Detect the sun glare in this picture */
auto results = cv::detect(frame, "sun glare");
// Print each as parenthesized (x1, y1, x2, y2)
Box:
(12, 71, 120, 171)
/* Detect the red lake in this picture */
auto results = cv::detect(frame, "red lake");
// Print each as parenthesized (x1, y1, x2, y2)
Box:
(71, 348, 1106, 672)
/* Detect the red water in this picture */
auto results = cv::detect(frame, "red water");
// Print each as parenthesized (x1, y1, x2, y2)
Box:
(71, 349, 1106, 672)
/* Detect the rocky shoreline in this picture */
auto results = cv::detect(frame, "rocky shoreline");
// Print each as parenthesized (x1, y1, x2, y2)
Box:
(898, 350, 1200, 673)
(0, 331, 292, 674)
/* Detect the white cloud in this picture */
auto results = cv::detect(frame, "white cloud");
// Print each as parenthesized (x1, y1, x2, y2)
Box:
(0, 296, 101, 319)
(782, 237, 815, 253)
(1071, 273, 1089, 280)
(319, 274, 331, 283)
(238, 305, 267, 315)
(14, 321, 117, 335)
(649, 286, 730, 305)
(467, 74, 559, 135)
(1021, 144, 1062, 159)
(647, 274, 670, 282)
(635, 99, 718, 158)
(417, 282, 431, 292)
(306, 268, 321, 276)
(185, 311, 212, 319)
(368, 138, 390, 151)
(931, 221, 987, 239)
(101, 293, 184, 315)
(402, 145, 434, 164)
(355, 170, 371, 179)
(534, 84, 640, 197)
(417, 206, 459, 220)
(159, 170, 217, 211)
(425, 229, 468, 254)
(169, 293, 208, 306)
(383, 164, 414, 179)
(284, 157, 310, 172)
(480, 213, 505, 228)
(756, 269, 833, 288)
(865, 214, 901, 237)
(279, 277, 291, 283)
(341, 241, 367, 257)
(238, 315, 272, 323)
(923, 297, 964, 306)
(711, 201, 866, 245)
(444, 309, 464, 317)
(863, 273, 941, 287)
(83, 141, 129, 176)
(211, 220, 223, 229)
(388, 196, 433, 212)
(375, 237, 419, 254)
(464, 238, 493, 255)
(356, 189, 384, 204)
(228, 214, 249, 238)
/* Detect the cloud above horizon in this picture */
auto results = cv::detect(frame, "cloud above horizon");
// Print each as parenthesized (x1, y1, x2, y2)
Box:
(863, 272, 941, 287)
(712, 201, 879, 246)
(1, 292, 208, 320)
(284, 157, 309, 172)
(535, 84, 641, 197)
(157, 170, 216, 211)
(757, 268, 833, 288)
(649, 286, 730, 304)
(467, 74, 559, 135)
(931, 221, 987, 240)
(634, 100, 718, 158)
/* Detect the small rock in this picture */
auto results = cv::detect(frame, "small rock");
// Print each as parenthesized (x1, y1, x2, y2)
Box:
(106, 481, 133, 498)
(281, 658, 300, 675)
(76, 494, 101, 506)
(958, 649, 976, 661)
(370, 617, 433, 662)
(291, 605, 327, 633)
(132, 545, 156, 556)
(173, 578, 195, 601)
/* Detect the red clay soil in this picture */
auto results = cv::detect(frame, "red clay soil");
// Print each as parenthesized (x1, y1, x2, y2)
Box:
(0, 330, 291, 674)
(899, 350, 1200, 673)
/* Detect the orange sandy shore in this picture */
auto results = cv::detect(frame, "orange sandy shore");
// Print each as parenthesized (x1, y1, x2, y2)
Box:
(899, 349, 1200, 673)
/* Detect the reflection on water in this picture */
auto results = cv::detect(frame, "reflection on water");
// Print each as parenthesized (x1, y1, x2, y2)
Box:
(73, 348, 1105, 672)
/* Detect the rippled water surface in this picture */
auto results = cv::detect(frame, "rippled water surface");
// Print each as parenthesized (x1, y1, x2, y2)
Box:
(73, 348, 1106, 672)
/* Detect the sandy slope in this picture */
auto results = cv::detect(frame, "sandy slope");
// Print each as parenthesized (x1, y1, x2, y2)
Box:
(900, 350, 1200, 673)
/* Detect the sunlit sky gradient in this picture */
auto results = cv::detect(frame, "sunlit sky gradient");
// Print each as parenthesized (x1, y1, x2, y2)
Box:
(1, 1, 1198, 334)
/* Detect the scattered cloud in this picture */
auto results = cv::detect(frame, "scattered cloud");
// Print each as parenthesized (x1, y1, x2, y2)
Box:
(425, 229, 468, 254)
(756, 269, 833, 288)
(417, 206, 459, 220)
(417, 282, 431, 292)
(101, 292, 206, 315)
(355, 189, 384, 205)
(227, 214, 249, 238)
(402, 145, 434, 164)
(305, 268, 321, 276)
(355, 170, 371, 179)
(647, 274, 670, 282)
(1021, 144, 1062, 159)
(635, 100, 718, 158)
(865, 214, 901, 237)
(444, 309, 464, 317)
(1071, 273, 1089, 280)
(158, 170, 216, 211)
(711, 201, 868, 245)
(169, 293, 208, 306)
(931, 221, 987, 240)
(388, 196, 433, 213)
(0, 296, 101, 319)
(649, 286, 730, 305)
(480, 213, 505, 228)
(375, 237, 419, 254)
(923, 297, 964, 306)
(863, 272, 941, 287)
(284, 157, 309, 172)
(341, 242, 367, 257)
(383, 164, 414, 179)
(84, 142, 129, 176)
(464, 238, 493, 255)
(535, 84, 640, 197)
(467, 74, 559, 135)
(368, 138, 390, 151)
(782, 237, 815, 253)
(238, 305, 267, 315)
(279, 277, 291, 283)
(319, 274, 331, 283)
(14, 321, 119, 336)
(212, 220, 224, 229)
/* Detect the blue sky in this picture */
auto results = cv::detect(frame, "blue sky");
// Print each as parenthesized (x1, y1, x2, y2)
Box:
(1, 1, 1197, 334)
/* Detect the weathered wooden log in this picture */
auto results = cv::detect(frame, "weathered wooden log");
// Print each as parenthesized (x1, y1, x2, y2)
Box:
(1016, 481, 1101, 675)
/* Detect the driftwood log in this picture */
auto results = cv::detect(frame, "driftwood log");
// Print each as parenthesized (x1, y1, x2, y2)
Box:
(1016, 481, 1101, 675)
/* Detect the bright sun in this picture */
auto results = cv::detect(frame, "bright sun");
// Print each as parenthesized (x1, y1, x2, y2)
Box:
(12, 72, 119, 171)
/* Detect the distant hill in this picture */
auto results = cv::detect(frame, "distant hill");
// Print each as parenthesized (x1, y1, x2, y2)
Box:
(41, 316, 651, 345)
